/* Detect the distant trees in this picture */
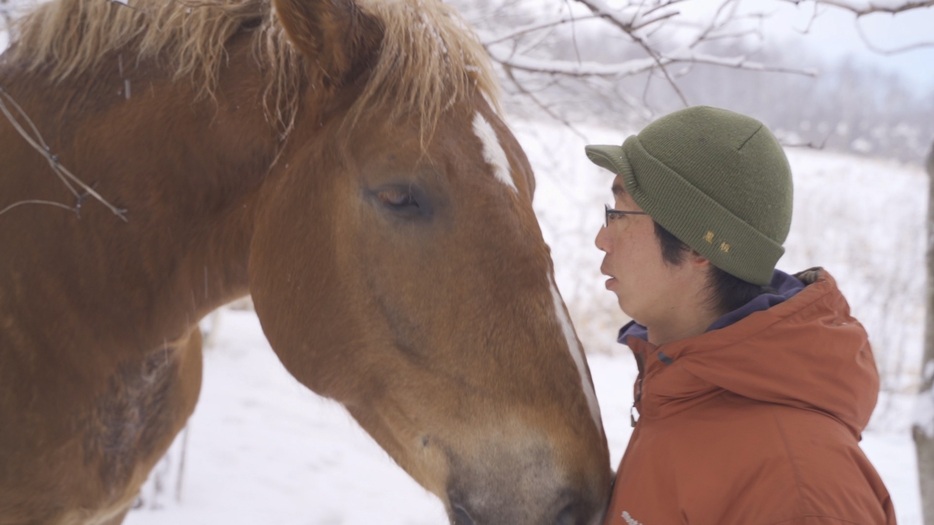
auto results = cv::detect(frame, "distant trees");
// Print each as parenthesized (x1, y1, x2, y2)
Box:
(452, 0, 934, 161)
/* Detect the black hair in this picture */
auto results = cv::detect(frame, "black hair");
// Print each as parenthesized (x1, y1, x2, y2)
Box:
(652, 222, 769, 314)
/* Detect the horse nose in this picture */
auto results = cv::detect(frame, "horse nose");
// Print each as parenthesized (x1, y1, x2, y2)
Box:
(442, 431, 611, 525)
(448, 485, 605, 525)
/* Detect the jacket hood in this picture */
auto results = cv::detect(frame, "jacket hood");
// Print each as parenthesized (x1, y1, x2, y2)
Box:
(623, 268, 880, 438)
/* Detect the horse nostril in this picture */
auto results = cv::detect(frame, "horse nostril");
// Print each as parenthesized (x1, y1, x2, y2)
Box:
(452, 503, 476, 525)
(555, 503, 583, 525)
(555, 503, 576, 525)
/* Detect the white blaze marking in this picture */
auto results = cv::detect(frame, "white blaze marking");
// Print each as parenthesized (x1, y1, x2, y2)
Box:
(549, 276, 603, 431)
(472, 112, 517, 193)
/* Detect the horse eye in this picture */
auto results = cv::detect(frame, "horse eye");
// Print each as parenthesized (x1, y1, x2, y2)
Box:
(378, 188, 417, 209)
(371, 185, 432, 220)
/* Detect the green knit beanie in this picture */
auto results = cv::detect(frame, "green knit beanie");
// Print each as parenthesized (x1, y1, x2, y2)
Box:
(585, 106, 793, 286)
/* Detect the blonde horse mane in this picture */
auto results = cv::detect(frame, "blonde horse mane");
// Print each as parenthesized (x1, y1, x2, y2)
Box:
(7, 0, 500, 139)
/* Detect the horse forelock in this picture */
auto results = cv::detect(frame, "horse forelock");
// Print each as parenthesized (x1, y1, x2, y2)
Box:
(7, 0, 500, 142)
(340, 0, 501, 146)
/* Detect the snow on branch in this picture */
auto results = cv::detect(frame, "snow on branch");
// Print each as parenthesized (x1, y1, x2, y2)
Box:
(779, 0, 934, 55)
(781, 0, 934, 16)
(575, 0, 684, 33)
(467, 0, 931, 127)
(488, 51, 665, 78)
(476, 0, 805, 108)
(488, 47, 816, 78)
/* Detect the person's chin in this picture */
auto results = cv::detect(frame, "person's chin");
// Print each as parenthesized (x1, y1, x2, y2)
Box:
(616, 295, 636, 320)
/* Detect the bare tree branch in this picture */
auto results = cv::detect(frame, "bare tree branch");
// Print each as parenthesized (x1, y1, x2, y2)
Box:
(855, 20, 934, 54)
(460, 0, 931, 162)
(502, 66, 590, 140)
(776, 0, 934, 62)
(782, 0, 934, 16)
(482, 14, 603, 46)
(487, 46, 816, 78)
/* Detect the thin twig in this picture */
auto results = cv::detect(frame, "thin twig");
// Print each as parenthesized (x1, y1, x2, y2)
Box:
(573, 0, 688, 105)
(0, 199, 78, 217)
(0, 86, 128, 221)
(0, 88, 80, 197)
(855, 21, 934, 54)
(482, 14, 603, 47)
(502, 66, 589, 142)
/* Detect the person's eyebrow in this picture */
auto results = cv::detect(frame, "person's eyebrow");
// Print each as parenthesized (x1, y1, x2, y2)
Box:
(611, 182, 627, 198)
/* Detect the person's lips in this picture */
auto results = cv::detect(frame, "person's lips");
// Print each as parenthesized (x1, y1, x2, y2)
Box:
(600, 264, 617, 289)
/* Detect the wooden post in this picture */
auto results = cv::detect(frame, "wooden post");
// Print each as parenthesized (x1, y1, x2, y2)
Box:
(914, 141, 934, 525)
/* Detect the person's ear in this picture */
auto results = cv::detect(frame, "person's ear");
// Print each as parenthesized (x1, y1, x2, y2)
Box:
(687, 250, 711, 269)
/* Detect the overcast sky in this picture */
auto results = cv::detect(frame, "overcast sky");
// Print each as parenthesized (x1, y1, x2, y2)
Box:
(678, 0, 934, 95)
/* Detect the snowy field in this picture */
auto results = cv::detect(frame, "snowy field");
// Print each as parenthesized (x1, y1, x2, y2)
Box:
(1, 1, 928, 522)
(125, 121, 928, 525)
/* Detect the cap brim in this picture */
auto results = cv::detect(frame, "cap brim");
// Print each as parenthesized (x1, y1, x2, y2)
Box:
(585, 144, 631, 177)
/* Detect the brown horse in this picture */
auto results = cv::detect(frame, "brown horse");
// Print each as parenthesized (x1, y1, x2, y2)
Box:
(0, 0, 611, 523)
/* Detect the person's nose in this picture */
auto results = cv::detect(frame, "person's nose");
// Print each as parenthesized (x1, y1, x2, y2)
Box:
(594, 224, 609, 253)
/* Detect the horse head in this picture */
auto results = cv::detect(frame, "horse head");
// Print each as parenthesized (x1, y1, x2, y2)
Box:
(248, 1, 611, 523)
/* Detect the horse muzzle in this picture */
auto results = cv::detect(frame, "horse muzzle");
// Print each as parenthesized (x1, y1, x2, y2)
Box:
(443, 442, 609, 525)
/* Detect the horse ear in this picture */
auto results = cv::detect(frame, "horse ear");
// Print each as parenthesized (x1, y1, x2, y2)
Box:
(273, 0, 381, 86)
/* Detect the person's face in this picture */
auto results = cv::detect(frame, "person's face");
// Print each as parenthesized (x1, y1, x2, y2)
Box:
(594, 176, 695, 326)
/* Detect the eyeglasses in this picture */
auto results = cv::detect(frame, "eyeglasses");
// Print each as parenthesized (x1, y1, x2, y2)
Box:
(605, 204, 647, 227)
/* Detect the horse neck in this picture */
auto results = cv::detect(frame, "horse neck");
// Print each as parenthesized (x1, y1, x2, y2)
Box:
(0, 35, 280, 350)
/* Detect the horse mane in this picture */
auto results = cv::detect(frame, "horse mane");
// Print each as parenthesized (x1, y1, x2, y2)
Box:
(7, 0, 500, 140)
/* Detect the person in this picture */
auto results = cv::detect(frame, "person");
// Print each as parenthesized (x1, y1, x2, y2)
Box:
(585, 105, 896, 524)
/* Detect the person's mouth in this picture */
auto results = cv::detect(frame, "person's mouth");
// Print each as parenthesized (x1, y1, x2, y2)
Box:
(600, 265, 617, 289)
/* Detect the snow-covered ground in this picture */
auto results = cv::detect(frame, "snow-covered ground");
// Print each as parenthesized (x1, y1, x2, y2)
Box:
(1, 1, 927, 521)
(126, 121, 928, 524)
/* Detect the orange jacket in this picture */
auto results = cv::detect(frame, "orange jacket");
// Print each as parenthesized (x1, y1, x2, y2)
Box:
(603, 269, 896, 525)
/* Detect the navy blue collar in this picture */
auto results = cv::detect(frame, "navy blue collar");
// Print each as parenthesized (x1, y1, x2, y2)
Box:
(618, 269, 806, 346)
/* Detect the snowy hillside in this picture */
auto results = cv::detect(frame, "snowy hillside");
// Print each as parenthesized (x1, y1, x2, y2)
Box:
(125, 121, 927, 524)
